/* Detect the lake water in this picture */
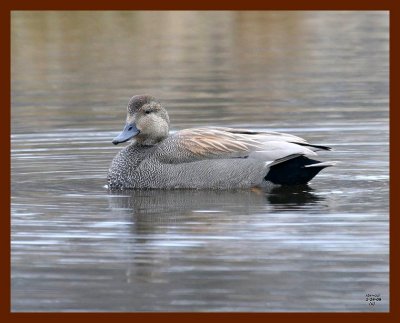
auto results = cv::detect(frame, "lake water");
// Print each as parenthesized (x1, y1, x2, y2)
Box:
(11, 11, 389, 312)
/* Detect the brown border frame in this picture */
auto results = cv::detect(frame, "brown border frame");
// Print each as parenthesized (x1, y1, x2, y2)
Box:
(3, 1, 397, 322)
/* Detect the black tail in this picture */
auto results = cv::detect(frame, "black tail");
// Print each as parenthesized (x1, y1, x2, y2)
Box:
(265, 155, 330, 185)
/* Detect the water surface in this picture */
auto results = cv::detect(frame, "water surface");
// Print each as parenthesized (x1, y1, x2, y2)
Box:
(11, 11, 389, 312)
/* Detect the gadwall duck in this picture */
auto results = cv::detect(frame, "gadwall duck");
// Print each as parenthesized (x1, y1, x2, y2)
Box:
(107, 95, 335, 190)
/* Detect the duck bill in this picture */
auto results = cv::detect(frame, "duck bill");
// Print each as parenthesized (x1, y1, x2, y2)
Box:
(112, 122, 140, 145)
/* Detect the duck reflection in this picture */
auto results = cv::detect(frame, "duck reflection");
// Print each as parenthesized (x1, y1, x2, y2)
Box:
(108, 189, 266, 217)
(108, 185, 323, 219)
(267, 185, 323, 206)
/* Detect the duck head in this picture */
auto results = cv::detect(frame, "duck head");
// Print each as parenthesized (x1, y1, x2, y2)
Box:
(112, 95, 170, 146)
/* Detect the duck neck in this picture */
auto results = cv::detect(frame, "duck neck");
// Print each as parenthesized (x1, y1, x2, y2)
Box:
(135, 133, 169, 146)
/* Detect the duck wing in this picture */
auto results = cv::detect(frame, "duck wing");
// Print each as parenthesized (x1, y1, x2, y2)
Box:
(155, 127, 329, 164)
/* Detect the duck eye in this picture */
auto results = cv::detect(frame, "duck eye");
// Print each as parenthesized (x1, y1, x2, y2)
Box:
(145, 110, 151, 115)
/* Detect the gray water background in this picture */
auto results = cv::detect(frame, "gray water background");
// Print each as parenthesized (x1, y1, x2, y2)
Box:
(11, 11, 389, 312)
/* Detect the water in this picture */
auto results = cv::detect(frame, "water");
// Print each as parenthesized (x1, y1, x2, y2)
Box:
(11, 11, 389, 312)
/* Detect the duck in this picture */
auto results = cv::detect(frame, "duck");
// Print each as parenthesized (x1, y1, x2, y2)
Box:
(107, 95, 335, 190)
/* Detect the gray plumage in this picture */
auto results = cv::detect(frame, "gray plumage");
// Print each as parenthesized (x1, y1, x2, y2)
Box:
(107, 95, 336, 190)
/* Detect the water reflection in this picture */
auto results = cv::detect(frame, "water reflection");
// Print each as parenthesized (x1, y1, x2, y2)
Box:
(267, 185, 322, 207)
(109, 189, 265, 216)
(108, 185, 323, 217)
